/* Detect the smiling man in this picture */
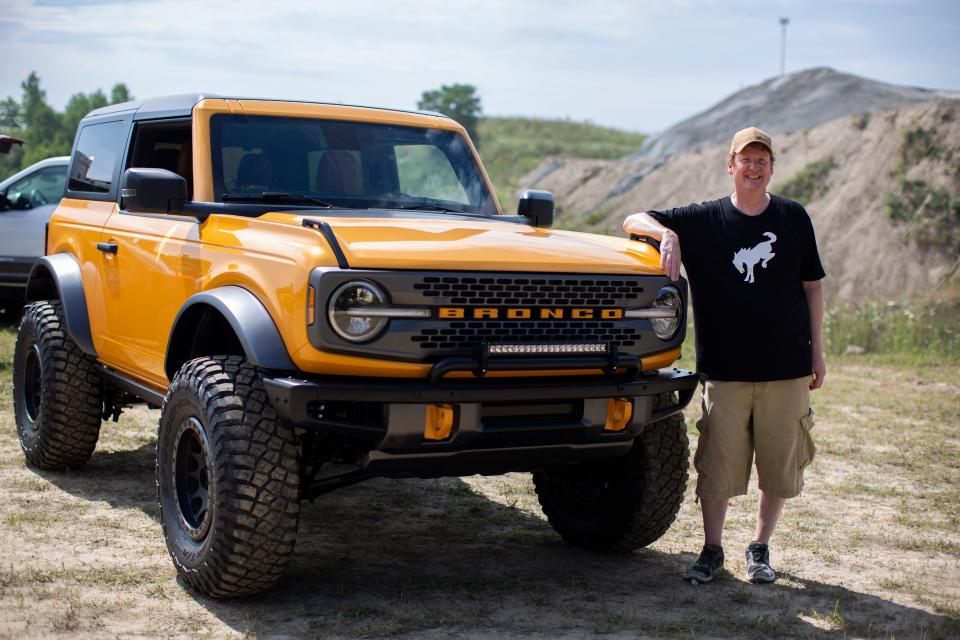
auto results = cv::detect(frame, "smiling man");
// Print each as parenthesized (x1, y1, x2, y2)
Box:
(622, 127, 826, 585)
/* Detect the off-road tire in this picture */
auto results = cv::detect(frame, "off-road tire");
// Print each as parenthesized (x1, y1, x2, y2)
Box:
(13, 301, 103, 469)
(533, 393, 689, 552)
(157, 356, 300, 598)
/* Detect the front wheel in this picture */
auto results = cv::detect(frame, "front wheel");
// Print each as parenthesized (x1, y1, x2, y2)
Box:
(533, 394, 689, 552)
(157, 356, 300, 598)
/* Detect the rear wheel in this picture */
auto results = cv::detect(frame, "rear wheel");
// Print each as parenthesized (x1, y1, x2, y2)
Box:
(157, 356, 300, 598)
(533, 394, 689, 552)
(13, 301, 103, 469)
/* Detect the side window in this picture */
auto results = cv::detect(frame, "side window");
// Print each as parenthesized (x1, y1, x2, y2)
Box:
(395, 145, 469, 204)
(128, 121, 193, 198)
(69, 121, 126, 193)
(5, 165, 66, 210)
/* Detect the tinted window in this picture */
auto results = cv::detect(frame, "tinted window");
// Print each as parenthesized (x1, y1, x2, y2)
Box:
(128, 121, 193, 198)
(69, 121, 126, 193)
(210, 115, 497, 214)
(5, 165, 66, 210)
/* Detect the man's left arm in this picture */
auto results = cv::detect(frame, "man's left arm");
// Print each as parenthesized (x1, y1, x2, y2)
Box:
(804, 279, 826, 390)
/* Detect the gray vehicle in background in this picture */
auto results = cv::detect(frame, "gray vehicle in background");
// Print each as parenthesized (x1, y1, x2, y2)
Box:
(0, 156, 69, 308)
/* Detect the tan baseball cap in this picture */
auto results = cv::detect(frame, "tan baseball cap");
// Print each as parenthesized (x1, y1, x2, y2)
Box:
(730, 126, 774, 156)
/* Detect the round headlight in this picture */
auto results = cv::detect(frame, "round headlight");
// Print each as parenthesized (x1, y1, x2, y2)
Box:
(651, 285, 682, 340)
(328, 281, 388, 342)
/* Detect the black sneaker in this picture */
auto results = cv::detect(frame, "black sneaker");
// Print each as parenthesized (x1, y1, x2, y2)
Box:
(683, 544, 724, 584)
(745, 541, 776, 584)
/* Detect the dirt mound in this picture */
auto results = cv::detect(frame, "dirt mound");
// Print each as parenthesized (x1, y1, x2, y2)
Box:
(632, 67, 956, 161)
(524, 99, 960, 301)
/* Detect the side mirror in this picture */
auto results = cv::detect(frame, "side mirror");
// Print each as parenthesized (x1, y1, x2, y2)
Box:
(121, 168, 187, 214)
(517, 189, 554, 228)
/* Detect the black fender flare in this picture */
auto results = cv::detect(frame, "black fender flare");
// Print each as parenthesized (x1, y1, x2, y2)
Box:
(165, 286, 296, 380)
(25, 254, 97, 356)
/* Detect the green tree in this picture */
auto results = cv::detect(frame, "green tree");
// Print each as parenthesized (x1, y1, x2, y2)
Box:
(19, 72, 62, 166)
(0, 98, 19, 129)
(111, 83, 132, 105)
(61, 89, 109, 154)
(417, 83, 482, 147)
(0, 73, 133, 172)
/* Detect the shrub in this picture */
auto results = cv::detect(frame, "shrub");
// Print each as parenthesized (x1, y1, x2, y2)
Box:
(776, 156, 836, 204)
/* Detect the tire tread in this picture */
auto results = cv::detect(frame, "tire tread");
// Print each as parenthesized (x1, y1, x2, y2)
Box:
(158, 356, 299, 598)
(14, 301, 103, 469)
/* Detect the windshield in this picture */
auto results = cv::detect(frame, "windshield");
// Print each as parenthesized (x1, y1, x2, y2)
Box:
(210, 114, 498, 215)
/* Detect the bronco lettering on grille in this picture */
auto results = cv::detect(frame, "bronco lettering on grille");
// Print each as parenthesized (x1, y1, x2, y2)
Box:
(437, 307, 624, 320)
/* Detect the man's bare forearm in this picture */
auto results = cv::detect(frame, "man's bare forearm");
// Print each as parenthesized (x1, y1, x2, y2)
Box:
(803, 280, 824, 353)
(622, 211, 682, 281)
(622, 211, 674, 241)
(803, 279, 826, 390)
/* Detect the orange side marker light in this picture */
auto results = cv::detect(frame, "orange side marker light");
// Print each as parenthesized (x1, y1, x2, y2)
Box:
(424, 404, 455, 440)
(605, 397, 633, 431)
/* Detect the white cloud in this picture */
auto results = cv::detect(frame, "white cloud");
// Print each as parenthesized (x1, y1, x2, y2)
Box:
(1, 0, 957, 131)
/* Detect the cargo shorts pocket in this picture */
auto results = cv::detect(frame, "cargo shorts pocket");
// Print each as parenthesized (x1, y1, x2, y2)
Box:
(798, 408, 816, 470)
(693, 417, 709, 474)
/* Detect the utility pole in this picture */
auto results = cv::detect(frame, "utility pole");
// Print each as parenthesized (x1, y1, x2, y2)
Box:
(780, 17, 790, 76)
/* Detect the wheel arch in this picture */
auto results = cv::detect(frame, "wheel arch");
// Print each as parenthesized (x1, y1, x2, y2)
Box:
(25, 254, 97, 356)
(165, 286, 296, 380)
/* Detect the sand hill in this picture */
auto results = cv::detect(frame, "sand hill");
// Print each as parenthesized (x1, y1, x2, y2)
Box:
(520, 69, 960, 301)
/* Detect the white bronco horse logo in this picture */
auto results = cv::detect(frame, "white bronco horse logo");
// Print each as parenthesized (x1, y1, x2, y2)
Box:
(732, 232, 777, 283)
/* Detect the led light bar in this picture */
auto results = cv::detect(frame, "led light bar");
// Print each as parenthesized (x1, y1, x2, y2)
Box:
(624, 308, 679, 319)
(488, 343, 608, 355)
(334, 306, 431, 318)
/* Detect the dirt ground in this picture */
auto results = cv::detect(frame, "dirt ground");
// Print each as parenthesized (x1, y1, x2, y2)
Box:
(0, 321, 958, 639)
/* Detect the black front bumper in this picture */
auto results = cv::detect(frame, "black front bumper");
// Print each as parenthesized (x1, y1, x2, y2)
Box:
(262, 368, 698, 478)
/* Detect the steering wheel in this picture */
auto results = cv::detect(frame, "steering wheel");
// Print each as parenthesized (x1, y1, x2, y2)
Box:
(28, 189, 48, 207)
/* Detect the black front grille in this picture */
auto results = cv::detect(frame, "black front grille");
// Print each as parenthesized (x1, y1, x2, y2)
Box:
(308, 268, 684, 363)
(411, 320, 639, 351)
(413, 276, 643, 306)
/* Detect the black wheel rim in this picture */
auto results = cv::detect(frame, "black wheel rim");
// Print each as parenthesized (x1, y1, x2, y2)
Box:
(23, 343, 43, 426)
(173, 417, 212, 541)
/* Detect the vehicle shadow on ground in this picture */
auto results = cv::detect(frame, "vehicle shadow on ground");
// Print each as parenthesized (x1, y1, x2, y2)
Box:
(36, 443, 960, 639)
(0, 300, 24, 328)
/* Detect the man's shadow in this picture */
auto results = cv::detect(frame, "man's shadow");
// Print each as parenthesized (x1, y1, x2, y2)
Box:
(35, 441, 960, 639)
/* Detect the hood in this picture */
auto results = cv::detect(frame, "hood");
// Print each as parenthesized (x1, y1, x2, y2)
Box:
(261, 212, 663, 274)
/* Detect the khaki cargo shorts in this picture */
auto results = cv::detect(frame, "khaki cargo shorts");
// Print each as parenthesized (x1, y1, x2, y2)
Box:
(694, 376, 816, 501)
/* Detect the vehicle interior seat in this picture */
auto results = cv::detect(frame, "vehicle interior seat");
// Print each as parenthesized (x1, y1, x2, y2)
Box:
(153, 148, 181, 174)
(316, 151, 361, 195)
(236, 153, 273, 192)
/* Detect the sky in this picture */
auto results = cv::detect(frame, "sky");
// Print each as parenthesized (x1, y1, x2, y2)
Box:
(2, 0, 959, 133)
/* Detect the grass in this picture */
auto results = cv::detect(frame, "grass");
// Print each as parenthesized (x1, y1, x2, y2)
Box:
(823, 295, 960, 361)
(775, 155, 837, 204)
(476, 116, 645, 207)
(674, 291, 960, 371)
(809, 599, 847, 632)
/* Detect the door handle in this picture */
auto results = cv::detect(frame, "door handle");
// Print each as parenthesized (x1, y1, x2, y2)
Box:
(97, 242, 118, 254)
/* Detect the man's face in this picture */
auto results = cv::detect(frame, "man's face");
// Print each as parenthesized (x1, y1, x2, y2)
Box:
(727, 143, 773, 193)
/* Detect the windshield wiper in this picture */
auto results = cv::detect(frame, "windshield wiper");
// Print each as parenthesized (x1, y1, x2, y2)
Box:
(222, 192, 333, 207)
(393, 203, 459, 213)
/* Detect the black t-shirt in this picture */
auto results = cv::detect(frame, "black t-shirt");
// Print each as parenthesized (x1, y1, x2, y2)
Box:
(651, 195, 825, 381)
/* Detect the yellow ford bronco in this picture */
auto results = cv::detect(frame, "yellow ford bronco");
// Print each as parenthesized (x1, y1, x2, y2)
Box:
(13, 95, 696, 597)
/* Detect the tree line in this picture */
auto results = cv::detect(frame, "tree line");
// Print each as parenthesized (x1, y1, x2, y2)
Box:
(1, 73, 483, 179)
(0, 72, 133, 178)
